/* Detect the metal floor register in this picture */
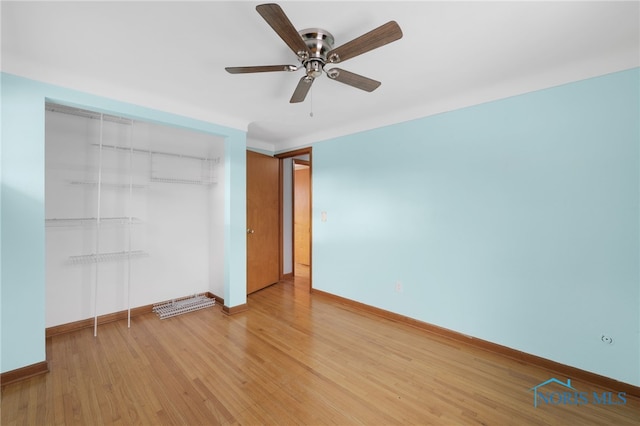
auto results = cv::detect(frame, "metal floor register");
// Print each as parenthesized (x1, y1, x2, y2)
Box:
(152, 294, 215, 319)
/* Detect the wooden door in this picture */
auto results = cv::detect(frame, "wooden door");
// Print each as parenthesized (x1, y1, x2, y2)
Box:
(246, 150, 280, 294)
(294, 164, 311, 265)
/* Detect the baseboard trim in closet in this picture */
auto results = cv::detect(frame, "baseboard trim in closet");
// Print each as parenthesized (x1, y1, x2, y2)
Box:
(222, 303, 249, 315)
(46, 294, 224, 338)
(45, 304, 155, 338)
(1, 361, 49, 387)
(311, 288, 640, 398)
(206, 292, 224, 305)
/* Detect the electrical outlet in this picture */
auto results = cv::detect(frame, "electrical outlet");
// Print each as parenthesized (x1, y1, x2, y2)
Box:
(394, 281, 403, 293)
(601, 335, 614, 345)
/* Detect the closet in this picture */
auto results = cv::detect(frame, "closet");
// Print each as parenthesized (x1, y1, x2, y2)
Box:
(45, 103, 225, 333)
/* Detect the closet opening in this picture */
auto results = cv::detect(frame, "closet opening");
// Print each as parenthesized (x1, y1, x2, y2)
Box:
(44, 103, 225, 334)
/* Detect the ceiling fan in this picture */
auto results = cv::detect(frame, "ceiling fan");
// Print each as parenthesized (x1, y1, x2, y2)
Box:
(225, 3, 403, 103)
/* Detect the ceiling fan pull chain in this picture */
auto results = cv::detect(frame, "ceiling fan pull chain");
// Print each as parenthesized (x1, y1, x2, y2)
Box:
(309, 86, 314, 118)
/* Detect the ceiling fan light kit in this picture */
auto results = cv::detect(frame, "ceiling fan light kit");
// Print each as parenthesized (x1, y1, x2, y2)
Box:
(225, 3, 403, 103)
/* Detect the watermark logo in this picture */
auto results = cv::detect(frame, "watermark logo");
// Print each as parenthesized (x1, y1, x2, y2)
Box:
(530, 378, 627, 408)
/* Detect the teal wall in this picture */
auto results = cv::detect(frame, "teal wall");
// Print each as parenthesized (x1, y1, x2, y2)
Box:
(0, 73, 247, 373)
(313, 68, 640, 386)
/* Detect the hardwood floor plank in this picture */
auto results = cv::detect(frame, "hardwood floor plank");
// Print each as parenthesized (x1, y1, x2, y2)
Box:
(2, 277, 639, 425)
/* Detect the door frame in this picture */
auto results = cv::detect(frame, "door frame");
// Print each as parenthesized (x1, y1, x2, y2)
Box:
(293, 158, 310, 268)
(275, 147, 312, 292)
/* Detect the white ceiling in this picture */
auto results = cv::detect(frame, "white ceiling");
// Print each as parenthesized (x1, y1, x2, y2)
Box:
(2, 1, 639, 152)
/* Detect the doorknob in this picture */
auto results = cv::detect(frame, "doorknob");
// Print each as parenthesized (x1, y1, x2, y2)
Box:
(247, 228, 255, 234)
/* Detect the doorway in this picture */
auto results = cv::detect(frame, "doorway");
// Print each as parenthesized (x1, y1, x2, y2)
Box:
(293, 159, 310, 278)
(276, 148, 312, 290)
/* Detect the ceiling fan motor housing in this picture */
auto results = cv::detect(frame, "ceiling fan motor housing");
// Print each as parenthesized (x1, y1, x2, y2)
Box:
(299, 28, 335, 60)
(299, 28, 335, 77)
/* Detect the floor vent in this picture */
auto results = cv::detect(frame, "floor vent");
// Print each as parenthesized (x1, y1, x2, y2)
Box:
(152, 294, 215, 319)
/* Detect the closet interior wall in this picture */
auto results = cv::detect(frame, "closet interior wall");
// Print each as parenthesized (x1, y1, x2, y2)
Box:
(45, 104, 225, 329)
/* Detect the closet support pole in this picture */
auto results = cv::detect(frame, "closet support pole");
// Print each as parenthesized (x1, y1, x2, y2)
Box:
(94, 114, 104, 337)
(127, 122, 134, 328)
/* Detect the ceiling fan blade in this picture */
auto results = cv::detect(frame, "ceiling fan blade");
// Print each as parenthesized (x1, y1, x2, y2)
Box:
(256, 3, 310, 59)
(225, 65, 298, 74)
(290, 76, 314, 103)
(326, 21, 403, 64)
(326, 68, 381, 92)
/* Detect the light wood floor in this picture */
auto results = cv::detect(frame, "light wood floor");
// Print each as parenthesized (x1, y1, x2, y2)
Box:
(2, 273, 638, 425)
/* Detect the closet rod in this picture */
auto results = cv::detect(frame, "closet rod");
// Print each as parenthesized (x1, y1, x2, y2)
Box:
(91, 143, 219, 162)
(45, 103, 133, 125)
(45, 217, 142, 226)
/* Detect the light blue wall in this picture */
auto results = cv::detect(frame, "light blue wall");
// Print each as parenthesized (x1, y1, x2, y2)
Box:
(0, 73, 247, 373)
(1, 74, 47, 372)
(224, 135, 248, 309)
(313, 68, 640, 386)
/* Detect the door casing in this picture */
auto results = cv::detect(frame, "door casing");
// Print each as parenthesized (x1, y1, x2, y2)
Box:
(276, 147, 312, 291)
